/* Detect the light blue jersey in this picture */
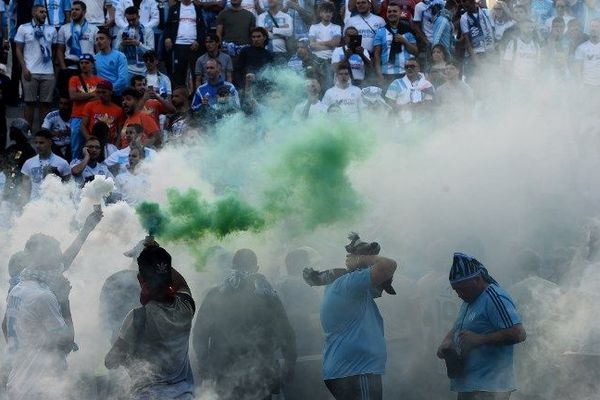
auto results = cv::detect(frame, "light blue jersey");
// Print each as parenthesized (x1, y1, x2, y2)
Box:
(34, 0, 71, 27)
(320, 267, 387, 380)
(451, 284, 522, 393)
(373, 26, 416, 75)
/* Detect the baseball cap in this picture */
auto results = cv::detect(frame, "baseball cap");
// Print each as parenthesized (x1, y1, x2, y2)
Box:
(96, 80, 113, 91)
(79, 53, 95, 62)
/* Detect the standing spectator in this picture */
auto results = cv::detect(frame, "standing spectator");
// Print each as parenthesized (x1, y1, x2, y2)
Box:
(543, 0, 574, 35)
(503, 19, 541, 83)
(198, 0, 226, 29)
(332, 26, 372, 86)
(143, 50, 172, 97)
(543, 17, 570, 79)
(309, 2, 342, 84)
(385, 57, 433, 122)
(114, 142, 150, 204)
(319, 250, 398, 400)
(322, 63, 362, 120)
(489, 1, 515, 48)
(130, 74, 176, 125)
(37, 0, 71, 29)
(530, 0, 555, 29)
(237, 26, 275, 81)
(80, 80, 125, 146)
(121, 87, 162, 147)
(195, 31, 233, 86)
(164, 0, 207, 88)
(21, 129, 71, 201)
(257, 0, 293, 63)
(216, 0, 256, 46)
(193, 248, 296, 400)
(427, 43, 448, 87)
(114, 0, 160, 29)
(347, 0, 386, 53)
(566, 18, 588, 55)
(6, 0, 35, 106)
(41, 96, 72, 160)
(574, 17, 600, 87)
(373, 3, 418, 85)
(460, 0, 495, 77)
(437, 253, 526, 400)
(56, 1, 98, 98)
(70, 137, 113, 186)
(287, 38, 324, 83)
(435, 61, 475, 116)
(95, 28, 129, 97)
(68, 53, 104, 159)
(14, 5, 57, 130)
(83, 0, 108, 27)
(292, 78, 327, 121)
(191, 58, 240, 109)
(105, 245, 196, 399)
(2, 120, 36, 202)
(413, 0, 443, 50)
(432, 0, 457, 55)
(165, 86, 194, 140)
(115, 6, 155, 77)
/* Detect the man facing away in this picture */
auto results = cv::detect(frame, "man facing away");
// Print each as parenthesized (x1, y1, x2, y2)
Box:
(437, 253, 527, 400)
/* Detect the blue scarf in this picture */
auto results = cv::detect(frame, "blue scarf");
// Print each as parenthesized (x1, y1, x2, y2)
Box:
(32, 21, 52, 64)
(68, 20, 88, 58)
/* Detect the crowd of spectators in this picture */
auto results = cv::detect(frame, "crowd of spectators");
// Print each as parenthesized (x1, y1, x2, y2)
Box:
(0, 0, 599, 206)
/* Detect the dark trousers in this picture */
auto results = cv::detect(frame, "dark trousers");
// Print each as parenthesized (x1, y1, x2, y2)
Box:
(167, 44, 200, 89)
(8, 40, 22, 106)
(457, 392, 512, 400)
(324, 374, 382, 400)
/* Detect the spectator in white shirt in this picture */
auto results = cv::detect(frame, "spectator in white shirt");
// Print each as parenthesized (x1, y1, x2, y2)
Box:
(257, 0, 294, 62)
(322, 62, 362, 121)
(574, 18, 600, 87)
(114, 0, 160, 29)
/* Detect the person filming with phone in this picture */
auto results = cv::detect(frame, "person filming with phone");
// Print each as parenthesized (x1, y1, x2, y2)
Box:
(331, 27, 372, 87)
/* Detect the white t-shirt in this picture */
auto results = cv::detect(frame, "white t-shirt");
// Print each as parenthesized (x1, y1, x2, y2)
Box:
(115, 170, 150, 205)
(14, 23, 58, 74)
(321, 84, 362, 120)
(41, 110, 71, 147)
(308, 22, 342, 59)
(21, 154, 71, 200)
(503, 38, 541, 81)
(413, 1, 435, 42)
(176, 4, 198, 45)
(331, 45, 371, 81)
(57, 21, 99, 65)
(69, 159, 113, 185)
(257, 10, 293, 53)
(105, 146, 157, 174)
(5, 280, 70, 400)
(347, 13, 386, 52)
(292, 100, 327, 121)
(114, 0, 160, 29)
(118, 290, 195, 397)
(84, 0, 107, 25)
(575, 40, 600, 86)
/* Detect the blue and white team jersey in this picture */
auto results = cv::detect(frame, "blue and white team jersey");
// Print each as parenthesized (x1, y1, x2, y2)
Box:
(451, 284, 523, 393)
(41, 110, 71, 147)
(105, 146, 157, 174)
(69, 159, 113, 185)
(320, 267, 387, 380)
(256, 10, 293, 53)
(373, 27, 416, 75)
(34, 0, 71, 28)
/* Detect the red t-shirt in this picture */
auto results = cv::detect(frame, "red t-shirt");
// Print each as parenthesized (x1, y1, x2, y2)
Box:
(82, 99, 125, 145)
(142, 99, 167, 125)
(120, 111, 161, 148)
(69, 75, 105, 117)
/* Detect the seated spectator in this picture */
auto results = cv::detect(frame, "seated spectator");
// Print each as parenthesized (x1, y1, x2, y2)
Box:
(385, 58, 434, 122)
(196, 85, 242, 127)
(143, 50, 172, 98)
(331, 26, 372, 87)
(292, 78, 327, 121)
(115, 143, 150, 205)
(435, 61, 475, 117)
(80, 80, 125, 146)
(503, 19, 542, 83)
(373, 3, 418, 86)
(321, 63, 362, 121)
(195, 32, 234, 86)
(257, 0, 293, 63)
(41, 97, 72, 161)
(287, 38, 324, 84)
(192, 58, 241, 110)
(115, 6, 155, 77)
(70, 137, 113, 186)
(237, 27, 275, 86)
(95, 28, 129, 97)
(360, 86, 392, 114)
(106, 124, 157, 175)
(121, 87, 162, 148)
(427, 43, 449, 88)
(20, 130, 71, 202)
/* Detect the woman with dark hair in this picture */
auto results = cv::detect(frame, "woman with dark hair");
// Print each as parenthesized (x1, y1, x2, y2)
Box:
(428, 43, 449, 87)
(91, 121, 119, 161)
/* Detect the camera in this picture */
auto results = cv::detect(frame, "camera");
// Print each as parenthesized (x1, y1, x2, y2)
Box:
(349, 34, 362, 52)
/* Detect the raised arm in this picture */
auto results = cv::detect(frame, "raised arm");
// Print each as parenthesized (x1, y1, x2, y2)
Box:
(62, 208, 103, 270)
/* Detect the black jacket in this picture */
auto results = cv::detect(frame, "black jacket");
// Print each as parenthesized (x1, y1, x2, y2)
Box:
(164, 1, 207, 50)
